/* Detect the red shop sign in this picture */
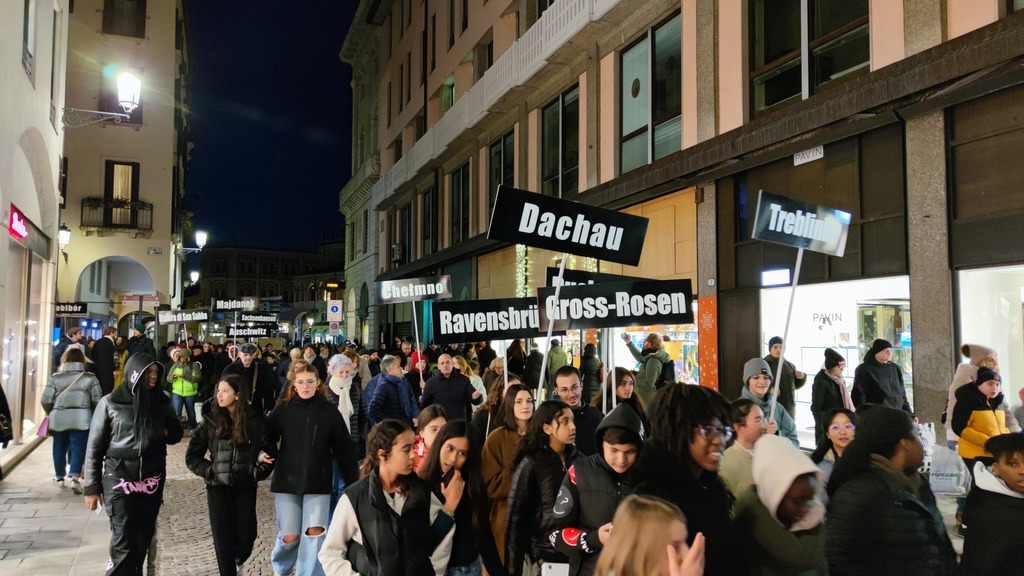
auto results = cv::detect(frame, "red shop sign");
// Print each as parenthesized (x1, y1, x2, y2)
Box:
(9, 206, 29, 240)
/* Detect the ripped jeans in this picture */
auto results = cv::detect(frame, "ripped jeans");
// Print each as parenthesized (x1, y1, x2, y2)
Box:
(271, 493, 331, 576)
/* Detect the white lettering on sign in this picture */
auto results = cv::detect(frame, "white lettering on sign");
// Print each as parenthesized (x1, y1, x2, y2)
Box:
(543, 291, 688, 321)
(793, 145, 824, 166)
(766, 204, 842, 245)
(438, 304, 541, 336)
(382, 281, 446, 300)
(9, 209, 28, 239)
(518, 203, 623, 252)
(215, 298, 257, 310)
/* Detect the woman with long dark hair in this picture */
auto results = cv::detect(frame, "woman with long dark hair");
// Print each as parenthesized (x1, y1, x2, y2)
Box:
(261, 360, 359, 576)
(505, 399, 577, 575)
(505, 339, 527, 379)
(319, 419, 462, 575)
(470, 373, 522, 450)
(590, 367, 648, 429)
(420, 420, 505, 576)
(186, 374, 269, 575)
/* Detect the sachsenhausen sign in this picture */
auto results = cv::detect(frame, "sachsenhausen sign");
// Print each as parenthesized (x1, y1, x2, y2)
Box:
(544, 268, 645, 287)
(751, 190, 852, 257)
(431, 298, 565, 345)
(487, 185, 649, 266)
(378, 275, 452, 304)
(240, 312, 277, 323)
(536, 279, 694, 332)
(157, 309, 210, 325)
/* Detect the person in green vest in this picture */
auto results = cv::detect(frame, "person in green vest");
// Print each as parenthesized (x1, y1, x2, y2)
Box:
(167, 348, 202, 431)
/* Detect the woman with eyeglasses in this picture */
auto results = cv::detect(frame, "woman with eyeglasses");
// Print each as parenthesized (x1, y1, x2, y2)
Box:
(630, 383, 750, 576)
(260, 360, 359, 576)
(811, 349, 854, 440)
(740, 358, 799, 447)
(811, 409, 858, 489)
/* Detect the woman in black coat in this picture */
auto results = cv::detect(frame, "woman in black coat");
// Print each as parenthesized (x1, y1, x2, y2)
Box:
(186, 374, 268, 576)
(505, 400, 578, 575)
(260, 360, 359, 576)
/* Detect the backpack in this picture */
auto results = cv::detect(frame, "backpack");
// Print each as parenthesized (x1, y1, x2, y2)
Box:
(658, 357, 676, 388)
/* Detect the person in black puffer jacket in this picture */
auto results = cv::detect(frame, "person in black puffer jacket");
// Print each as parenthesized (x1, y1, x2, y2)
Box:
(523, 343, 544, 391)
(578, 343, 604, 405)
(547, 403, 644, 576)
(629, 383, 749, 576)
(505, 400, 578, 575)
(261, 360, 359, 576)
(825, 405, 956, 576)
(186, 374, 268, 576)
(83, 353, 184, 576)
(851, 339, 911, 413)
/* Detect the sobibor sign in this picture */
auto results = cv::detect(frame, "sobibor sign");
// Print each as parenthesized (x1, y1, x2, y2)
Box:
(537, 279, 694, 332)
(432, 298, 565, 344)
(752, 190, 852, 257)
(378, 275, 452, 305)
(487, 185, 649, 266)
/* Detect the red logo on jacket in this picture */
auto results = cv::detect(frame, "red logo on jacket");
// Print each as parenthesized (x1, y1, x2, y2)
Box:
(568, 464, 577, 485)
(561, 528, 581, 546)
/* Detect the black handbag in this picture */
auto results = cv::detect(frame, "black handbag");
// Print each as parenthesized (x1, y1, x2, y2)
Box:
(0, 414, 14, 445)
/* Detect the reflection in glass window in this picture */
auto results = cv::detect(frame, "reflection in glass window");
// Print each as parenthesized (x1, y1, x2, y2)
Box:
(541, 87, 579, 197)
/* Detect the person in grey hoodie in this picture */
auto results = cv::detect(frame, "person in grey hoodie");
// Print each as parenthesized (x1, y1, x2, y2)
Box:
(740, 358, 799, 447)
(42, 346, 103, 493)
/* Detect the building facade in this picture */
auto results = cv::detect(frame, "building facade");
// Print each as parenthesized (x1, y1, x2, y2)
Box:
(0, 0, 70, 450)
(60, 0, 192, 344)
(341, 0, 1024, 443)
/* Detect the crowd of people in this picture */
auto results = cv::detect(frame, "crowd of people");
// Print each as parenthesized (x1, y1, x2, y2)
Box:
(19, 328, 1024, 575)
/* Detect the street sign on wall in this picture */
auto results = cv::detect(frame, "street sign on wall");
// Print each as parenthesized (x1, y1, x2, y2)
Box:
(327, 300, 343, 322)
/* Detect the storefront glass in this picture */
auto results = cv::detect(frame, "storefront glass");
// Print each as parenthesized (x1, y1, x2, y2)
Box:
(760, 276, 911, 447)
(2, 239, 48, 444)
(958, 265, 1024, 401)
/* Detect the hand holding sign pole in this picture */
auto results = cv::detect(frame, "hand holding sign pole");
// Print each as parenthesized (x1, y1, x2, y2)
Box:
(751, 190, 851, 425)
(535, 252, 568, 399)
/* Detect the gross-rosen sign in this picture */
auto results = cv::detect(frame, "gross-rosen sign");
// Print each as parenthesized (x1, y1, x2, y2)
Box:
(487, 185, 649, 266)
(751, 190, 852, 257)
(431, 297, 565, 345)
(536, 279, 694, 332)
(378, 275, 452, 304)
(157, 309, 210, 325)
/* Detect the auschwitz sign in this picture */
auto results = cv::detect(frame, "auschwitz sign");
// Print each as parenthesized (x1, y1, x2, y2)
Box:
(751, 190, 851, 257)
(227, 325, 271, 338)
(536, 279, 694, 332)
(378, 275, 452, 304)
(431, 297, 565, 345)
(487, 185, 649, 266)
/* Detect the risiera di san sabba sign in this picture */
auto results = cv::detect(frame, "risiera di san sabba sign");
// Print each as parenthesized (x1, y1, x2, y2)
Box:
(536, 279, 694, 332)
(487, 185, 649, 266)
(751, 190, 852, 257)
(431, 297, 566, 345)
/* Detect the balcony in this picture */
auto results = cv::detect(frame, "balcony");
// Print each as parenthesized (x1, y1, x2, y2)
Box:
(80, 197, 154, 238)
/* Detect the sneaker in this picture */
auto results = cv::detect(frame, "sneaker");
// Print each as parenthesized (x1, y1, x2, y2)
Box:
(52, 477, 65, 488)
(957, 523, 967, 537)
(235, 560, 245, 574)
(70, 477, 83, 495)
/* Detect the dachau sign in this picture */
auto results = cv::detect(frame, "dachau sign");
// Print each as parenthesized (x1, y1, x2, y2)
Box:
(752, 190, 852, 257)
(487, 185, 649, 266)
(378, 275, 452, 304)
(431, 297, 565, 345)
(537, 279, 694, 332)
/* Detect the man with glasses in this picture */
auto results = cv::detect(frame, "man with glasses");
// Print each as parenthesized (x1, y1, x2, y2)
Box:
(553, 365, 604, 456)
(421, 353, 481, 421)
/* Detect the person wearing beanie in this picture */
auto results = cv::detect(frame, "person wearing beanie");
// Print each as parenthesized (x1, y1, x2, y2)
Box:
(734, 435, 828, 576)
(739, 358, 799, 446)
(825, 405, 956, 576)
(944, 344, 1003, 442)
(811, 348, 854, 439)
(166, 347, 202, 431)
(127, 322, 157, 359)
(851, 339, 911, 413)
(763, 336, 807, 419)
(952, 367, 1009, 481)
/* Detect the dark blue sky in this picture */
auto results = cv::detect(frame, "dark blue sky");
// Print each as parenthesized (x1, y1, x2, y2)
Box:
(184, 1, 357, 251)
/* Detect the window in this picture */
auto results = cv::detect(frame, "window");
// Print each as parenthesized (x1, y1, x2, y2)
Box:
(362, 210, 368, 253)
(431, 15, 437, 71)
(620, 14, 682, 174)
(489, 131, 515, 211)
(103, 0, 147, 38)
(394, 135, 403, 163)
(461, 0, 469, 32)
(422, 186, 438, 256)
(101, 68, 144, 124)
(441, 79, 455, 114)
(399, 64, 405, 113)
(448, 0, 455, 48)
(386, 16, 392, 58)
(23, 0, 37, 79)
(750, 0, 869, 116)
(400, 203, 412, 264)
(387, 81, 392, 127)
(538, 0, 556, 19)
(450, 162, 471, 243)
(104, 161, 140, 226)
(541, 87, 579, 197)
(405, 52, 412, 104)
(398, 0, 404, 39)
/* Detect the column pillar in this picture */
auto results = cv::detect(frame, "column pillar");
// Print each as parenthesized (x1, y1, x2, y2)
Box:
(696, 181, 719, 390)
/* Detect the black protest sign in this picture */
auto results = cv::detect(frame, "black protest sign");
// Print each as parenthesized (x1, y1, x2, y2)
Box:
(487, 185, 649, 266)
(536, 279, 694, 331)
(751, 190, 852, 257)
(431, 298, 566, 345)
(55, 302, 88, 316)
(240, 312, 277, 323)
(378, 275, 452, 304)
(157, 309, 210, 325)
(544, 267, 645, 287)
(211, 297, 258, 312)
(228, 325, 271, 338)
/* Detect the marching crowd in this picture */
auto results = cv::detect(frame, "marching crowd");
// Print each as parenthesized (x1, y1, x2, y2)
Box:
(13, 331, 1024, 576)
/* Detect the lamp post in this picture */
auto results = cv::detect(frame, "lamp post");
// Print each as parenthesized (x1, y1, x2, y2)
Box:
(63, 72, 143, 129)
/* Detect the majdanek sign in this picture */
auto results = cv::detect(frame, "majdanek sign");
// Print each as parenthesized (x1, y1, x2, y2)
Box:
(211, 298, 258, 312)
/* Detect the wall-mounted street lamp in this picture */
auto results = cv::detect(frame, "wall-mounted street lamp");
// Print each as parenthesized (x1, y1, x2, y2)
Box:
(177, 230, 208, 256)
(63, 72, 142, 129)
(189, 271, 200, 284)
(57, 223, 71, 264)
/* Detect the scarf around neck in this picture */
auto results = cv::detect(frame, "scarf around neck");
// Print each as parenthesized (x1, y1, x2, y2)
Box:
(328, 375, 355, 431)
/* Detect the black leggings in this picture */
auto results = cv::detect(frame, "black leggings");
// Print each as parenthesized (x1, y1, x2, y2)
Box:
(103, 473, 165, 576)
(207, 483, 259, 576)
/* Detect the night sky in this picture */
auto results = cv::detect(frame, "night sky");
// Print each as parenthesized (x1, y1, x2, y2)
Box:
(183, 1, 357, 252)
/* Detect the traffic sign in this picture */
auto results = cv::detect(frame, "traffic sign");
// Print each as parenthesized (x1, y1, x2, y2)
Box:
(329, 321, 340, 336)
(327, 300, 343, 322)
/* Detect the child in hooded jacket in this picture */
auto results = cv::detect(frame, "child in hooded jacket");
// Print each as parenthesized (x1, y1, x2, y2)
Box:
(960, 433, 1024, 576)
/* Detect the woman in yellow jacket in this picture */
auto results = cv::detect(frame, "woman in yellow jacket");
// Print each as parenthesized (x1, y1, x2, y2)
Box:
(166, 348, 202, 431)
(952, 366, 1009, 472)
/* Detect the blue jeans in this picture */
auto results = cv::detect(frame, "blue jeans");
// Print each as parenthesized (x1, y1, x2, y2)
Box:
(171, 393, 198, 429)
(446, 560, 482, 576)
(328, 460, 348, 518)
(271, 493, 330, 576)
(51, 429, 89, 478)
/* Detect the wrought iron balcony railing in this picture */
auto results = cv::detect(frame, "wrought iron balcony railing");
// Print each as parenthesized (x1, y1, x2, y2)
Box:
(80, 197, 154, 237)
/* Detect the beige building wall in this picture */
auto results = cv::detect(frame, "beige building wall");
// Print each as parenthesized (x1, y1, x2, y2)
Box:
(947, 0, 1002, 39)
(477, 246, 518, 299)
(871, 0, 906, 70)
(601, 189, 698, 285)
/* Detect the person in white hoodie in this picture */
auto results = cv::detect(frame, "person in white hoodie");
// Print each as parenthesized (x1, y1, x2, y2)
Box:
(960, 433, 1024, 576)
(733, 435, 828, 576)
